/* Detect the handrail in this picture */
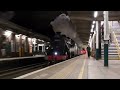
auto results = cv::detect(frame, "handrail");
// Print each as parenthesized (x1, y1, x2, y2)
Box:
(111, 29, 120, 59)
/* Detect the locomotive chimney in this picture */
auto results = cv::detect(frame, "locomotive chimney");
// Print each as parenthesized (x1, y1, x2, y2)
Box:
(56, 32, 61, 35)
(61, 34, 66, 37)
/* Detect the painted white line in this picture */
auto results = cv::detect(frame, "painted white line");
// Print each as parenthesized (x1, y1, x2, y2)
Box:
(0, 55, 45, 61)
(14, 57, 79, 79)
(78, 57, 86, 79)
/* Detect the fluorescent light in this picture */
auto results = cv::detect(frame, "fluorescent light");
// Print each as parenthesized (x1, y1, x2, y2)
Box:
(42, 40, 44, 42)
(15, 34, 21, 38)
(101, 21, 104, 25)
(94, 11, 98, 18)
(4, 30, 12, 37)
(38, 39, 41, 41)
(32, 38, 36, 44)
(22, 35, 27, 39)
(92, 24, 94, 29)
(90, 36, 91, 39)
(93, 21, 95, 24)
(91, 28, 93, 32)
(28, 38, 32, 42)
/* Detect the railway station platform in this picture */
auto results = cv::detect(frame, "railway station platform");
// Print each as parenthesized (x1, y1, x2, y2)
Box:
(14, 54, 120, 79)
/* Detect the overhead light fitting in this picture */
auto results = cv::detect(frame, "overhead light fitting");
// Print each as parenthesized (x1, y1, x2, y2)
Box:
(91, 28, 93, 32)
(22, 35, 27, 39)
(101, 21, 104, 25)
(93, 21, 95, 24)
(94, 11, 98, 18)
(4, 30, 12, 37)
(92, 24, 94, 29)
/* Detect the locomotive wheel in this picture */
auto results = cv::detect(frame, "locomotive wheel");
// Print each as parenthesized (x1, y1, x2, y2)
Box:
(67, 52, 71, 59)
(53, 60, 57, 64)
(71, 53, 75, 58)
(47, 61, 53, 65)
(48, 61, 51, 65)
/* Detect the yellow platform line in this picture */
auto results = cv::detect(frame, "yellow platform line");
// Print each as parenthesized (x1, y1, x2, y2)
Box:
(101, 58, 120, 60)
(78, 56, 86, 79)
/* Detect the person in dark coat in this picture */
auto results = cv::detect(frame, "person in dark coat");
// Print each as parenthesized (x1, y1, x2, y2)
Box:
(87, 45, 91, 58)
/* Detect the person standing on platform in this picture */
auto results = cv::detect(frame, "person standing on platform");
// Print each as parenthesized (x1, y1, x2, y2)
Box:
(87, 45, 91, 58)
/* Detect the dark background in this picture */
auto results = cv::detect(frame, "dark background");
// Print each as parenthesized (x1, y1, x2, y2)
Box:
(10, 11, 68, 39)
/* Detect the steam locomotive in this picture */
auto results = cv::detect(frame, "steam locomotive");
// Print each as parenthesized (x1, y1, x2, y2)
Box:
(44, 32, 80, 63)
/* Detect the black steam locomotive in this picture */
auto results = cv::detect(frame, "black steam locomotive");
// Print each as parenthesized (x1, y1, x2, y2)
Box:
(44, 32, 80, 62)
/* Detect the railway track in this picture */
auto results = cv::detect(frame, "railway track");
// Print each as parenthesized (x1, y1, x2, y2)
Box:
(0, 61, 50, 79)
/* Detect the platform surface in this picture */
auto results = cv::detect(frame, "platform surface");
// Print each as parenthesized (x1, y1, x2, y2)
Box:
(15, 55, 88, 79)
(15, 54, 120, 79)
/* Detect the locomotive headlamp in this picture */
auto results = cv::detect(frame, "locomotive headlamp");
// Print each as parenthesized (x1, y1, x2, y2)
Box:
(54, 52, 58, 55)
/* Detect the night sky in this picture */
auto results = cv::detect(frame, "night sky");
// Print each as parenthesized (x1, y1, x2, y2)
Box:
(9, 11, 68, 39)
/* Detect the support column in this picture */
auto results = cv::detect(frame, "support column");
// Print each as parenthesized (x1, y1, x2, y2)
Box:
(99, 21, 101, 59)
(25, 37, 29, 56)
(104, 40, 109, 66)
(37, 44, 39, 52)
(42, 45, 44, 53)
(96, 21, 99, 60)
(19, 34, 22, 57)
(11, 33, 16, 57)
(104, 11, 109, 67)
(33, 44, 36, 52)
(92, 31, 96, 58)
(43, 45, 45, 52)
(92, 31, 95, 50)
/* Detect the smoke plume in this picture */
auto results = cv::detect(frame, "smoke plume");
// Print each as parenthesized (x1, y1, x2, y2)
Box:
(51, 13, 83, 47)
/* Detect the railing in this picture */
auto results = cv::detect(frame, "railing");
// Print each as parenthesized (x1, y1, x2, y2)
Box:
(111, 29, 120, 59)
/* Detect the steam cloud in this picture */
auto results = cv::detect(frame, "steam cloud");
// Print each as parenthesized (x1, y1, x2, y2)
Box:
(51, 13, 83, 47)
